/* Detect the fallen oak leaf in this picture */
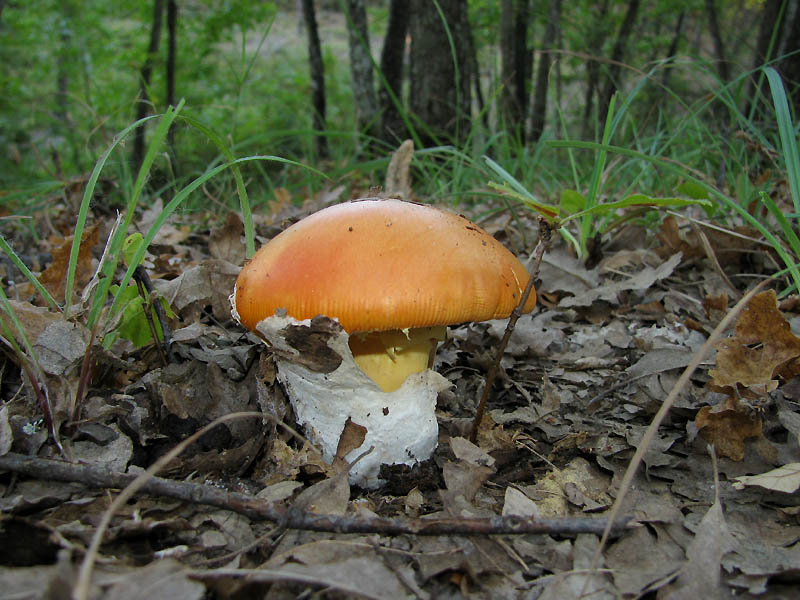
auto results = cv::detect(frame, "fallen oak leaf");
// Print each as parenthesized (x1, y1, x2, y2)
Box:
(695, 397, 762, 461)
(709, 290, 800, 397)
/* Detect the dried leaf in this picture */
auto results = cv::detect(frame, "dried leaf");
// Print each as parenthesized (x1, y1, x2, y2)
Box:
(209, 211, 245, 265)
(662, 500, 735, 599)
(262, 539, 415, 600)
(292, 473, 350, 516)
(502, 486, 540, 518)
(695, 398, 762, 461)
(38, 223, 99, 304)
(709, 290, 800, 395)
(449, 436, 495, 468)
(335, 417, 368, 464)
(560, 253, 682, 308)
(0, 406, 12, 456)
(105, 558, 204, 600)
(733, 463, 800, 493)
(383, 139, 414, 200)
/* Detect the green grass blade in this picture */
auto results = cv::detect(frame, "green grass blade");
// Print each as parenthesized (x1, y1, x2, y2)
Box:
(580, 94, 617, 258)
(83, 102, 185, 327)
(63, 113, 161, 317)
(178, 114, 258, 257)
(548, 139, 800, 293)
(0, 235, 61, 311)
(765, 67, 800, 215)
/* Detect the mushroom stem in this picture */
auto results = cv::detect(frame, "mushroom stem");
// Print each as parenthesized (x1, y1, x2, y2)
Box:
(348, 327, 447, 392)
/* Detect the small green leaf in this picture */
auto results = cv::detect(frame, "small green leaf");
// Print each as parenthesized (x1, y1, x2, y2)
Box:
(560, 189, 586, 215)
(110, 283, 164, 348)
(676, 181, 710, 200)
(122, 233, 145, 268)
(488, 181, 560, 221)
(562, 193, 713, 223)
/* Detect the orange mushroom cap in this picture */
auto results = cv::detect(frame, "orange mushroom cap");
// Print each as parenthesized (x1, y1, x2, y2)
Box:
(233, 199, 536, 333)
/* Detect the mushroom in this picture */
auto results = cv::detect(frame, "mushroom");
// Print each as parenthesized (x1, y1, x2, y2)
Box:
(232, 199, 536, 486)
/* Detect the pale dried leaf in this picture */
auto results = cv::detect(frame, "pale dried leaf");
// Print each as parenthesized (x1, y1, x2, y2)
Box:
(662, 500, 735, 599)
(502, 486, 540, 518)
(733, 463, 800, 494)
(292, 473, 350, 515)
(105, 559, 204, 600)
(0, 406, 12, 456)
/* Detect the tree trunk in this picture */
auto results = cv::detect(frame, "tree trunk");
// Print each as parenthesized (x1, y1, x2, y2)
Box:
(166, 0, 178, 157)
(705, 0, 730, 82)
(344, 0, 379, 140)
(500, 0, 531, 142)
(598, 0, 640, 126)
(466, 15, 488, 130)
(301, 0, 328, 158)
(378, 0, 410, 143)
(408, 0, 472, 146)
(581, 0, 610, 137)
(777, 0, 800, 115)
(529, 0, 561, 143)
(132, 0, 165, 175)
(746, 0, 785, 115)
(660, 10, 685, 88)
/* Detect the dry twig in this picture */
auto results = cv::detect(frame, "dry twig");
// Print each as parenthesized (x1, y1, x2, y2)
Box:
(0, 451, 630, 538)
(470, 218, 552, 442)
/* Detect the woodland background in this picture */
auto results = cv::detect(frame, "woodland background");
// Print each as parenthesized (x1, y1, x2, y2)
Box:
(2, 1, 800, 599)
(2, 0, 799, 215)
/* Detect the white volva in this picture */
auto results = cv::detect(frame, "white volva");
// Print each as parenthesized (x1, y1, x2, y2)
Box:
(256, 314, 451, 488)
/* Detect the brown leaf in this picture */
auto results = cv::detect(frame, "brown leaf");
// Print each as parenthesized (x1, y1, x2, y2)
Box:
(709, 290, 800, 395)
(38, 223, 99, 304)
(334, 417, 367, 466)
(702, 293, 728, 318)
(656, 216, 704, 261)
(661, 500, 735, 599)
(695, 398, 762, 461)
(208, 211, 245, 265)
(292, 473, 350, 516)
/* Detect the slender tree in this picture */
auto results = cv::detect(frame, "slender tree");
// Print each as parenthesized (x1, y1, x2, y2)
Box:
(746, 0, 786, 116)
(378, 0, 409, 143)
(166, 0, 178, 157)
(529, 0, 561, 143)
(132, 0, 165, 175)
(582, 0, 610, 137)
(343, 0, 379, 141)
(705, 0, 729, 82)
(660, 10, 685, 88)
(301, 0, 328, 158)
(378, 1, 409, 143)
(598, 0, 641, 126)
(465, 13, 488, 130)
(408, 0, 472, 146)
(777, 1, 800, 115)
(500, 0, 531, 142)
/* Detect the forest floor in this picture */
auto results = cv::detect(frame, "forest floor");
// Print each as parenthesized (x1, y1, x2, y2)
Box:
(1, 174, 800, 599)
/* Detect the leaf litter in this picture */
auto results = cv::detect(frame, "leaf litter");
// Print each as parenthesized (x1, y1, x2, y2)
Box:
(0, 189, 799, 598)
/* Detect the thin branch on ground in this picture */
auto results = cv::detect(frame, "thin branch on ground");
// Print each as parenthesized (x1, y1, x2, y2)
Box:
(0, 451, 630, 538)
(470, 217, 553, 443)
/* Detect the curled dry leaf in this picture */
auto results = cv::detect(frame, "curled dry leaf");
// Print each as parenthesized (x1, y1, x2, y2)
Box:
(709, 290, 800, 397)
(695, 397, 762, 461)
